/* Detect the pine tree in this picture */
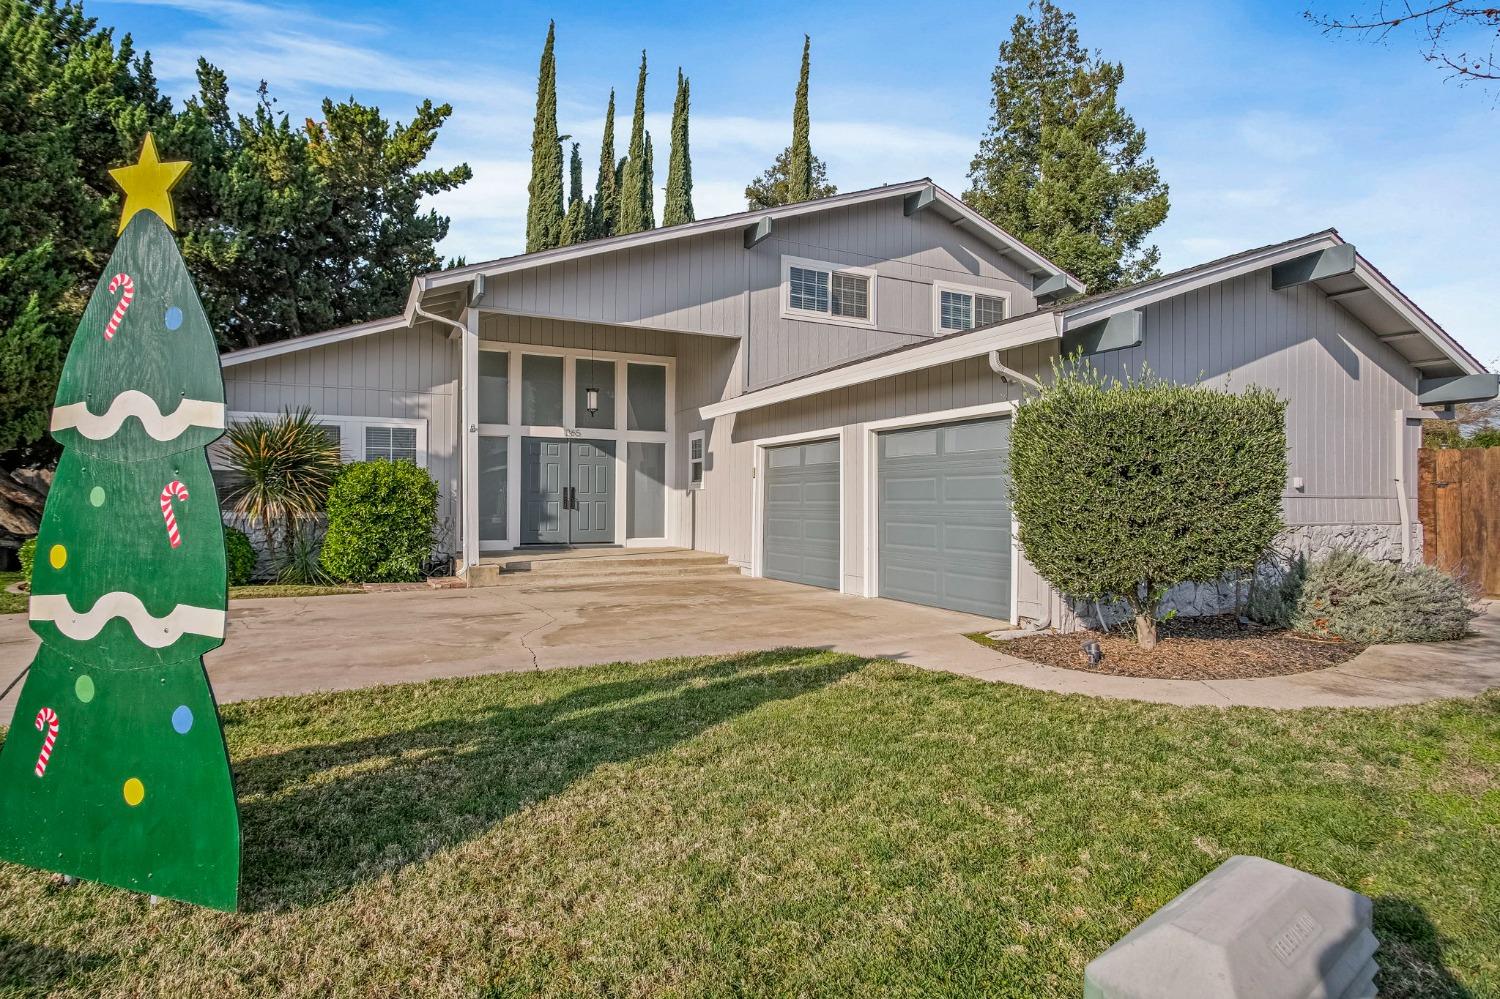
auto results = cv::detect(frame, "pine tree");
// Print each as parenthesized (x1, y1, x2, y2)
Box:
(525, 20, 564, 252)
(560, 142, 590, 246)
(0, 135, 239, 911)
(964, 0, 1168, 291)
(663, 69, 694, 226)
(788, 35, 812, 202)
(744, 36, 837, 209)
(617, 52, 650, 235)
(590, 90, 618, 240)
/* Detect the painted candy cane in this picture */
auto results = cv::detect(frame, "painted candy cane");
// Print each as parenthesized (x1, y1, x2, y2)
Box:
(104, 273, 135, 341)
(33, 707, 58, 778)
(160, 480, 189, 549)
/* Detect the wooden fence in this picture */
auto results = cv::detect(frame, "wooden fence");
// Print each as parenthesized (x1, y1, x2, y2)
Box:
(1418, 447, 1500, 595)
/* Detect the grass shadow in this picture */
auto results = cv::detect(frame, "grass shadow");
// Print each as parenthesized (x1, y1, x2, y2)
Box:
(0, 936, 107, 996)
(233, 649, 863, 912)
(1375, 897, 1476, 998)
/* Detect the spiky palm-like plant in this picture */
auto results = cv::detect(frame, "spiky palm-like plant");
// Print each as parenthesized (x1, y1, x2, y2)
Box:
(220, 408, 341, 564)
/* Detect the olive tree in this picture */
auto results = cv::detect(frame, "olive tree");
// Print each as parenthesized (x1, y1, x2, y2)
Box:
(1010, 361, 1288, 649)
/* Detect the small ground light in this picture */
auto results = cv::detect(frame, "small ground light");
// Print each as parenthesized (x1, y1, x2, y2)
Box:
(1082, 640, 1104, 666)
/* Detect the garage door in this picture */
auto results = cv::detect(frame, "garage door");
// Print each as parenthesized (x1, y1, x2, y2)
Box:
(878, 417, 1011, 617)
(762, 439, 840, 589)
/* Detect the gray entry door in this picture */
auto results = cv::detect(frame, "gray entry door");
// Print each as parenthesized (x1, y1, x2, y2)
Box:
(762, 439, 840, 589)
(521, 438, 616, 545)
(878, 417, 1011, 617)
(570, 440, 615, 543)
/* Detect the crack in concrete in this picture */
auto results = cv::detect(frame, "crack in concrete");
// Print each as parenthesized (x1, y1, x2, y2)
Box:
(494, 584, 559, 671)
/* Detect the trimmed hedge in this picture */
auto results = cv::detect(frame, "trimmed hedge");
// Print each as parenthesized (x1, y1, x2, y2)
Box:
(17, 538, 36, 579)
(319, 460, 438, 583)
(1010, 361, 1288, 648)
(1291, 550, 1479, 644)
(224, 526, 256, 586)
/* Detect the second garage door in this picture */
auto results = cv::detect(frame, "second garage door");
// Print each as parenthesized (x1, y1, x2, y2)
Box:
(762, 439, 840, 589)
(878, 417, 1011, 617)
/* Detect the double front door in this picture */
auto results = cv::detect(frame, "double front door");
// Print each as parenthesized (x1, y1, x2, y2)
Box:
(521, 438, 615, 544)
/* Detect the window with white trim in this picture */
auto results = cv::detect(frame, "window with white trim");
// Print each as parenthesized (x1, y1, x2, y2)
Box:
(364, 425, 418, 463)
(688, 430, 706, 489)
(782, 256, 876, 326)
(218, 412, 428, 469)
(934, 283, 1008, 332)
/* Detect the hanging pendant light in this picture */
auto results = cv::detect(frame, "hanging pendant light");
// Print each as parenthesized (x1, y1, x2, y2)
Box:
(584, 326, 600, 417)
(585, 385, 600, 417)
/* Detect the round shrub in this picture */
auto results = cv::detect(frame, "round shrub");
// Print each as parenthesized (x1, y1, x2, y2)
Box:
(1010, 360, 1288, 649)
(320, 459, 438, 583)
(224, 525, 256, 586)
(1292, 549, 1479, 644)
(17, 538, 37, 580)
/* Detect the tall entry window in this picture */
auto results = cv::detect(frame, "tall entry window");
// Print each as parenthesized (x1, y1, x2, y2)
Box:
(575, 358, 616, 430)
(478, 351, 509, 424)
(522, 354, 564, 425)
(627, 363, 666, 432)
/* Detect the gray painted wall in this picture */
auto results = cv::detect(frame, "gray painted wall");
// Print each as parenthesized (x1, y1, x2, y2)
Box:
(693, 263, 1426, 623)
(222, 321, 461, 537)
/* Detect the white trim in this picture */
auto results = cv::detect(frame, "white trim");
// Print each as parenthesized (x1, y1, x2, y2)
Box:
(780, 254, 878, 330)
(700, 312, 1059, 419)
(687, 430, 706, 490)
(220, 315, 412, 368)
(749, 429, 846, 588)
(861, 401, 1019, 625)
(220, 410, 429, 467)
(1352, 258, 1487, 376)
(461, 308, 480, 568)
(931, 280, 1011, 334)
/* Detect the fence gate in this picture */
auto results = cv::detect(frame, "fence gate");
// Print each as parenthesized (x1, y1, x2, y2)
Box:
(1418, 447, 1500, 595)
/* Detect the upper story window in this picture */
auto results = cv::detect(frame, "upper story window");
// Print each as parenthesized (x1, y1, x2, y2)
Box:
(934, 282, 1008, 333)
(782, 255, 877, 328)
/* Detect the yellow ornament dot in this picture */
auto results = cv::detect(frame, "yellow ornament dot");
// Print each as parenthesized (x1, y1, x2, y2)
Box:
(122, 778, 145, 807)
(49, 544, 66, 569)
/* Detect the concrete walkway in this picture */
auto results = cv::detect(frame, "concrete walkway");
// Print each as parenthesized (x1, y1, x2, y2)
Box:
(1, 572, 1495, 720)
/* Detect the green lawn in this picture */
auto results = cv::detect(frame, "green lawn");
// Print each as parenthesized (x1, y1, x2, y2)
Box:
(0, 576, 360, 614)
(0, 572, 23, 615)
(0, 650, 1495, 997)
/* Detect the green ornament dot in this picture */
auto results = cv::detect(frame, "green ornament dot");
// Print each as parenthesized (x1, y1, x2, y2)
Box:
(89, 486, 106, 507)
(74, 675, 95, 703)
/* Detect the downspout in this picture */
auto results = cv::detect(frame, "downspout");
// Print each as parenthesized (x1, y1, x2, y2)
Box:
(988, 351, 1042, 390)
(411, 294, 475, 571)
(986, 348, 1049, 636)
(1393, 408, 1414, 564)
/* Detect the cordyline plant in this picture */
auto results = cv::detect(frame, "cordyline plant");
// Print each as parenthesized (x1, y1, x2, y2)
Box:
(220, 408, 342, 567)
(1009, 359, 1288, 649)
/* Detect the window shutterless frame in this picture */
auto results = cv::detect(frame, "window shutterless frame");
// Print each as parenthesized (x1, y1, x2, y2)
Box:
(931, 280, 1010, 334)
(780, 254, 878, 329)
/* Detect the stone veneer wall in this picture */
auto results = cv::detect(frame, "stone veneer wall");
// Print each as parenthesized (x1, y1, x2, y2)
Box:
(1066, 523, 1421, 630)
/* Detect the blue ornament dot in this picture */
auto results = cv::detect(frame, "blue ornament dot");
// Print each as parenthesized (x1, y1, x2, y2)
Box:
(171, 705, 193, 734)
(164, 306, 183, 331)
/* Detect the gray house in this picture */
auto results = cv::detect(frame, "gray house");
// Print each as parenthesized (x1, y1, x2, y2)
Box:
(219, 179, 1495, 625)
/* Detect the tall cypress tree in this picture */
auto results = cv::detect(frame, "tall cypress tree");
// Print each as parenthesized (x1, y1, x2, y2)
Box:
(590, 90, 618, 240)
(642, 131, 656, 230)
(964, 0, 1168, 290)
(617, 52, 649, 235)
(788, 34, 812, 203)
(560, 142, 589, 246)
(525, 20, 564, 252)
(663, 69, 694, 226)
(744, 35, 836, 209)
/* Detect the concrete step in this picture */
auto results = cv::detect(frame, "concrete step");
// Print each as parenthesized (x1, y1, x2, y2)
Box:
(508, 569, 750, 593)
(463, 550, 733, 588)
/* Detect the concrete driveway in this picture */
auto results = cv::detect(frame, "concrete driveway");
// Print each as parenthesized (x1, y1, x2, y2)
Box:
(0, 572, 1006, 721)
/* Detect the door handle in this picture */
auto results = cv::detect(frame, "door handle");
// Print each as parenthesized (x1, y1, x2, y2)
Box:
(566, 486, 576, 510)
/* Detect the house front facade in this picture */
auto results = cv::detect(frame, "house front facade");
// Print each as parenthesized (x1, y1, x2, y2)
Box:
(219, 180, 1496, 625)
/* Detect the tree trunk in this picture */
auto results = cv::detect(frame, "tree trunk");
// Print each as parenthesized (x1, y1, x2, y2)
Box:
(1134, 611, 1158, 651)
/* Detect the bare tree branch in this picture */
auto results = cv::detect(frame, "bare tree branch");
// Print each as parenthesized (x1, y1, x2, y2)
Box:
(1306, 1, 1500, 84)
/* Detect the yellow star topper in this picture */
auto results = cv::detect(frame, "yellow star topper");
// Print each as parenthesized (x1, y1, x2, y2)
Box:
(108, 133, 191, 234)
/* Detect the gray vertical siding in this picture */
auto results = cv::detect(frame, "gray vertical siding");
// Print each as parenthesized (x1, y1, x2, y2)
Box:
(1084, 269, 1421, 528)
(222, 322, 461, 531)
(694, 264, 1427, 622)
(744, 199, 1039, 390)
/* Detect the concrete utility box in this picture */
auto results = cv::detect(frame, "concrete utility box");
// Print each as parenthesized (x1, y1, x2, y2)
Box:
(1084, 856, 1377, 999)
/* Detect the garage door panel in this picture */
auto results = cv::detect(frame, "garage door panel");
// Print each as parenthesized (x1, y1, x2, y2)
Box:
(878, 418, 1011, 617)
(763, 440, 840, 590)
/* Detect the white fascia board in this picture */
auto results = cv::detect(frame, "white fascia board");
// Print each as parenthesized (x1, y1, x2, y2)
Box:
(421, 181, 935, 296)
(1060, 232, 1341, 331)
(930, 187, 1084, 290)
(698, 312, 1060, 419)
(1351, 258, 1487, 376)
(220, 314, 411, 368)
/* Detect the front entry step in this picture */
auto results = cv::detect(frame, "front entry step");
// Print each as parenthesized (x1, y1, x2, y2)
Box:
(463, 548, 733, 587)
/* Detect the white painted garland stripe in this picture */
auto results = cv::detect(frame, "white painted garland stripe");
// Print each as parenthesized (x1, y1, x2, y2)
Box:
(51, 391, 225, 442)
(30, 592, 225, 648)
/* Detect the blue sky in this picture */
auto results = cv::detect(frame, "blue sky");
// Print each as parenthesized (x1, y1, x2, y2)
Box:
(99, 0, 1499, 363)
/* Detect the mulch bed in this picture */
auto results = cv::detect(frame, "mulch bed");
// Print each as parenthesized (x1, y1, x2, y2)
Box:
(974, 615, 1365, 680)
